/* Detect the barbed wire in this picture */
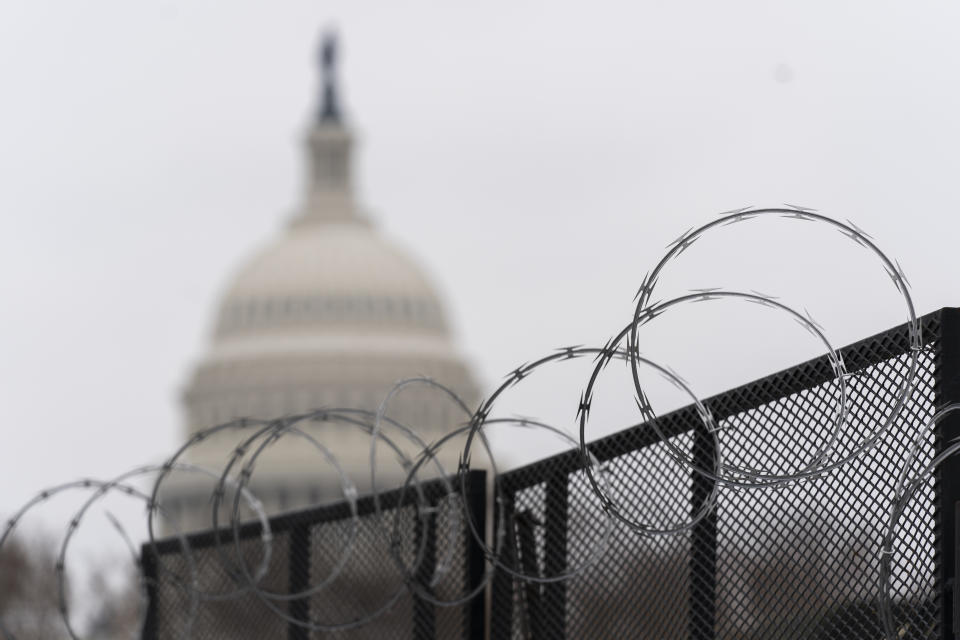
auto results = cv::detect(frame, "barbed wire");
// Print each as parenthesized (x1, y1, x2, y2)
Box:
(0, 206, 935, 638)
(1, 468, 200, 640)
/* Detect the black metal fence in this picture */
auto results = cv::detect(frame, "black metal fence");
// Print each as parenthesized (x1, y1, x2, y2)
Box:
(143, 308, 960, 639)
(492, 308, 957, 639)
(141, 471, 487, 640)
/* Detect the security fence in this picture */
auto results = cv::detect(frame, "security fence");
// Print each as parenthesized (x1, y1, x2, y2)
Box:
(491, 309, 956, 639)
(142, 308, 960, 639)
(141, 471, 487, 639)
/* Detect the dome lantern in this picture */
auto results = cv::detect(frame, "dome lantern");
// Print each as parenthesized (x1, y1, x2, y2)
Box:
(318, 31, 342, 125)
(295, 31, 364, 227)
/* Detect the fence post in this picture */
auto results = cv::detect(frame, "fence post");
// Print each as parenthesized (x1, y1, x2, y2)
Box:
(515, 510, 544, 638)
(491, 485, 517, 638)
(689, 421, 718, 640)
(955, 502, 960, 637)
(288, 523, 311, 640)
(413, 494, 438, 640)
(463, 471, 488, 640)
(938, 308, 960, 639)
(541, 469, 568, 639)
(140, 545, 158, 640)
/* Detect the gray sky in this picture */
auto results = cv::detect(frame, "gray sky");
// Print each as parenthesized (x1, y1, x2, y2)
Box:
(2, 0, 960, 537)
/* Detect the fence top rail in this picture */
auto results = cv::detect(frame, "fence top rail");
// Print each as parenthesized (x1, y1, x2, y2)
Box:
(497, 308, 945, 491)
(145, 470, 486, 557)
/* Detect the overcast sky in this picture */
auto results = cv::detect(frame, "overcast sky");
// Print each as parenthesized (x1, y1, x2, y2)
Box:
(2, 0, 960, 542)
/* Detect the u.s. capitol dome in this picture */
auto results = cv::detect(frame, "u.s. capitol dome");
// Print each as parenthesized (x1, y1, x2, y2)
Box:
(168, 35, 478, 528)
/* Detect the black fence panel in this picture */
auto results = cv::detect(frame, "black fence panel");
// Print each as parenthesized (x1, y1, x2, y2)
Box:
(141, 470, 487, 640)
(491, 309, 958, 639)
(143, 309, 960, 639)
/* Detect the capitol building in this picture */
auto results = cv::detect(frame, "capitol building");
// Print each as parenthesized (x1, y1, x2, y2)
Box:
(166, 35, 479, 529)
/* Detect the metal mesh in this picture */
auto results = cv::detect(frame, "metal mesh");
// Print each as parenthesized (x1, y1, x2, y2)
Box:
(491, 311, 950, 639)
(143, 309, 960, 639)
(141, 471, 486, 640)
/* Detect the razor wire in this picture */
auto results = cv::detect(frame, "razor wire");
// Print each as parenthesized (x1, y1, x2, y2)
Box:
(0, 206, 939, 638)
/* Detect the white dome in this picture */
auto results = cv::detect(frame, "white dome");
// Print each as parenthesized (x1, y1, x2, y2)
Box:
(210, 222, 452, 342)
(184, 174, 475, 439)
(223, 222, 440, 302)
(173, 56, 479, 528)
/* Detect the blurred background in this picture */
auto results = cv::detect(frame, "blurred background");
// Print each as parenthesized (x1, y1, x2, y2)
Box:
(1, 0, 960, 635)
